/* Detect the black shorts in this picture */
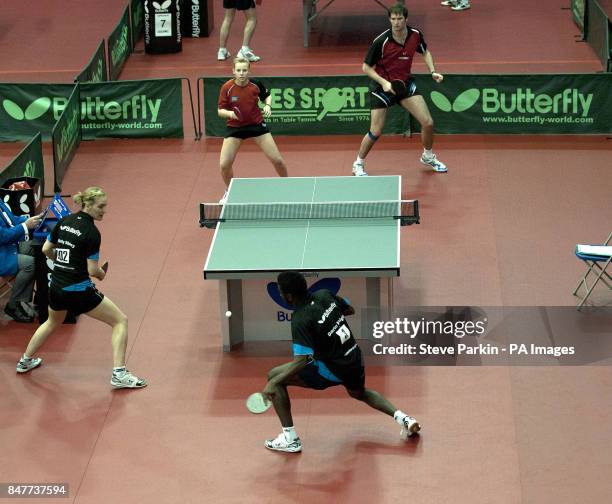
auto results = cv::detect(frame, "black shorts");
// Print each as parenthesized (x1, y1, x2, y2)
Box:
(298, 359, 366, 391)
(225, 122, 269, 139)
(223, 0, 255, 10)
(49, 285, 104, 315)
(370, 78, 419, 109)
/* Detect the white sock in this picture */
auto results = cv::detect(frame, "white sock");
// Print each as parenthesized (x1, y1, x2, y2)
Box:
(241, 45, 251, 52)
(356, 156, 364, 165)
(282, 426, 298, 442)
(113, 366, 126, 376)
(393, 410, 408, 425)
(423, 149, 433, 158)
(22, 354, 32, 361)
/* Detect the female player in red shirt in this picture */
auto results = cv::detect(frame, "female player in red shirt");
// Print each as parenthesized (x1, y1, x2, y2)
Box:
(217, 58, 288, 203)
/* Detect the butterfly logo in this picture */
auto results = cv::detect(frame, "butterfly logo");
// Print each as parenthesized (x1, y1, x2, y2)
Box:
(430, 89, 480, 113)
(2, 97, 51, 121)
(153, 0, 172, 11)
(267, 277, 341, 311)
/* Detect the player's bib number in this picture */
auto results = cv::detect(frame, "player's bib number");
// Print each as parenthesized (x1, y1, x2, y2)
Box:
(335, 324, 351, 344)
(55, 249, 70, 264)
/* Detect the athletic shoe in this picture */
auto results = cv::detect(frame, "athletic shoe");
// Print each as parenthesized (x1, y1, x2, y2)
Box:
(219, 190, 229, 205)
(111, 370, 147, 389)
(400, 416, 421, 439)
(420, 153, 447, 173)
(4, 303, 33, 323)
(451, 1, 471, 10)
(16, 356, 42, 374)
(237, 47, 261, 62)
(217, 48, 231, 61)
(264, 433, 302, 453)
(352, 161, 368, 177)
(440, 1, 457, 5)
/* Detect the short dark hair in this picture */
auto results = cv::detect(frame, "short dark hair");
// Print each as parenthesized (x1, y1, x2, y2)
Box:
(388, 2, 408, 18)
(277, 271, 308, 300)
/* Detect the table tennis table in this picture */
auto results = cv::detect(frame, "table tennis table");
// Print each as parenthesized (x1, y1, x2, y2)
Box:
(202, 175, 415, 351)
(301, 0, 404, 47)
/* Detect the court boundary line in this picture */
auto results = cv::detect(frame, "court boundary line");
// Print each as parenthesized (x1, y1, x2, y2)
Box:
(204, 178, 235, 272)
(299, 177, 318, 269)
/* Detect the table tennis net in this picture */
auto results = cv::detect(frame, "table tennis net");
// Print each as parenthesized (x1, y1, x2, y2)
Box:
(199, 200, 419, 228)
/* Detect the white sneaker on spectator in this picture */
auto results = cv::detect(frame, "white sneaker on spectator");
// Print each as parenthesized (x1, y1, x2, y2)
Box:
(217, 48, 231, 61)
(452, 1, 471, 10)
(352, 161, 368, 176)
(420, 153, 447, 173)
(265, 432, 302, 453)
(237, 47, 261, 62)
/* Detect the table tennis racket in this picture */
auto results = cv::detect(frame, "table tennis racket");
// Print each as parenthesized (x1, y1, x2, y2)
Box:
(390, 79, 407, 97)
(246, 392, 271, 414)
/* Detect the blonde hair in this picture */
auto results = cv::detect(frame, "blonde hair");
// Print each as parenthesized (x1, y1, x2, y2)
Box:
(73, 186, 106, 208)
(233, 57, 250, 69)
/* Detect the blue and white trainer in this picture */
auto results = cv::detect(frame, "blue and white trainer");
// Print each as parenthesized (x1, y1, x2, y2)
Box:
(16, 356, 42, 374)
(420, 153, 447, 173)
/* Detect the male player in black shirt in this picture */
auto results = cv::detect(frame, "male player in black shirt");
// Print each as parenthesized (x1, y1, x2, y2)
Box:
(352, 2, 447, 176)
(262, 271, 420, 453)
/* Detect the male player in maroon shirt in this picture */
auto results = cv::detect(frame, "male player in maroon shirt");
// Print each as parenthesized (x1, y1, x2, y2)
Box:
(217, 58, 288, 203)
(353, 2, 447, 176)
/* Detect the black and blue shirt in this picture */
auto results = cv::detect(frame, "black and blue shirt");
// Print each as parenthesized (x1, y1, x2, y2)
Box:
(48, 212, 100, 291)
(291, 290, 361, 383)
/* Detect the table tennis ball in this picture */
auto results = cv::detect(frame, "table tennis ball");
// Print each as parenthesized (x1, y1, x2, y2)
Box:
(225, 311, 232, 318)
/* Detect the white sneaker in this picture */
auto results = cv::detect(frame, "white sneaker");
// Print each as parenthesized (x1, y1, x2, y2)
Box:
(400, 416, 421, 439)
(237, 47, 261, 62)
(352, 161, 368, 177)
(16, 356, 42, 374)
(265, 432, 302, 453)
(441, 0, 457, 5)
(451, 1, 471, 10)
(111, 370, 147, 389)
(217, 48, 231, 61)
(420, 153, 447, 173)
(219, 190, 228, 205)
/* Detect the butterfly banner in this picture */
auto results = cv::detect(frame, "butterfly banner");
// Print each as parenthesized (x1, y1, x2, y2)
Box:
(411, 73, 612, 134)
(108, 5, 132, 81)
(0, 79, 183, 142)
(75, 39, 108, 83)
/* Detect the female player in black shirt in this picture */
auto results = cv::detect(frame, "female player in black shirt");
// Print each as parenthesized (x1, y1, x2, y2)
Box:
(16, 187, 147, 389)
(261, 272, 420, 453)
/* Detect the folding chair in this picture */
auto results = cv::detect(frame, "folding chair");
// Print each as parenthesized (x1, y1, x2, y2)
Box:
(573, 232, 612, 310)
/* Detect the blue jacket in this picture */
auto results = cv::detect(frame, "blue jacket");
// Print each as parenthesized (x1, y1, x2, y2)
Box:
(0, 199, 28, 276)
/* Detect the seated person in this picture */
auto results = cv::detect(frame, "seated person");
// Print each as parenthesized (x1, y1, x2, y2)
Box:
(0, 199, 42, 322)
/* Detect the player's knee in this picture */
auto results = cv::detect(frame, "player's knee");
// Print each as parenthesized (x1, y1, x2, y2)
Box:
(347, 388, 365, 400)
(368, 130, 381, 141)
(267, 366, 281, 381)
(421, 116, 434, 130)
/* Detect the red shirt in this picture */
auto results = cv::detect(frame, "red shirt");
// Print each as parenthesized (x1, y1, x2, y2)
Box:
(364, 27, 427, 82)
(218, 78, 270, 127)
